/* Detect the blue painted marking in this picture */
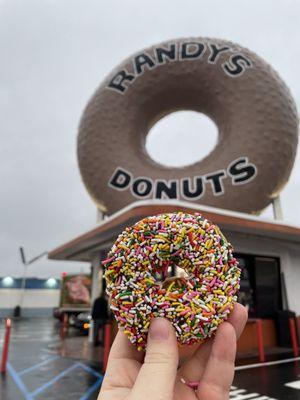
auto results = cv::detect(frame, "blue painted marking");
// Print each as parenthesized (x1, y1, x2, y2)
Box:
(7, 360, 103, 399)
(79, 378, 103, 400)
(7, 362, 32, 400)
(29, 362, 81, 397)
(18, 355, 60, 376)
(78, 362, 103, 379)
(78, 363, 103, 399)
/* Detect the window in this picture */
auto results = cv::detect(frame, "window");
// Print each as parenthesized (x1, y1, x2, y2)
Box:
(254, 256, 281, 318)
(235, 254, 282, 318)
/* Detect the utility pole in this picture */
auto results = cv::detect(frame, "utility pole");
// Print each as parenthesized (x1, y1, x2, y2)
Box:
(89, 208, 105, 342)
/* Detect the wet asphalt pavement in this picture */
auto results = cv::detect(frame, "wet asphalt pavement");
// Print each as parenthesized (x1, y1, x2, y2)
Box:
(1, 318, 300, 399)
(0, 318, 102, 400)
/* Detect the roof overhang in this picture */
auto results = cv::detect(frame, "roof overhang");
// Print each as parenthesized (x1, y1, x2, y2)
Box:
(48, 200, 300, 262)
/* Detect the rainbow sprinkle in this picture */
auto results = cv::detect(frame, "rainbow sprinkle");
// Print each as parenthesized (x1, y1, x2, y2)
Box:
(103, 212, 240, 351)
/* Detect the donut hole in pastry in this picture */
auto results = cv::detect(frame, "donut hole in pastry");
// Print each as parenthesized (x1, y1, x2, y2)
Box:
(161, 276, 186, 290)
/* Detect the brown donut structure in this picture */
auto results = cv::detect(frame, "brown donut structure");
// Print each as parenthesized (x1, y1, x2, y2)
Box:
(78, 37, 298, 215)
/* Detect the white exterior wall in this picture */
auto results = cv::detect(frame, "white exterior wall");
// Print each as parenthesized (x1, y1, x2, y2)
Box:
(284, 249, 300, 314)
(0, 289, 60, 309)
(224, 230, 300, 315)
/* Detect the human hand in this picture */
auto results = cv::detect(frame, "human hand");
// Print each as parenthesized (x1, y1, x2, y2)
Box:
(98, 303, 247, 400)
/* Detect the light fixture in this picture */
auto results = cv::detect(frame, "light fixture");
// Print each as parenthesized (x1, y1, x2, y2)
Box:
(2, 277, 14, 287)
(45, 278, 57, 288)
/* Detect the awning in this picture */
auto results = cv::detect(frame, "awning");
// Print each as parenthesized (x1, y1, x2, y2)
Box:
(48, 200, 300, 262)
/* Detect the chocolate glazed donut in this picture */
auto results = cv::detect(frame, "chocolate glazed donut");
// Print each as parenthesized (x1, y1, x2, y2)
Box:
(77, 37, 298, 215)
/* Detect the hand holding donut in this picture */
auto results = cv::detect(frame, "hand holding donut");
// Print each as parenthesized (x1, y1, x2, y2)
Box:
(98, 303, 247, 400)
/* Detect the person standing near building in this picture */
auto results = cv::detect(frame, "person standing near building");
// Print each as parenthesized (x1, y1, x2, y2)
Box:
(92, 292, 109, 346)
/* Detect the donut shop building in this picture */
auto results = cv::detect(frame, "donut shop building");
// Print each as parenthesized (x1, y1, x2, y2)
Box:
(48, 200, 300, 359)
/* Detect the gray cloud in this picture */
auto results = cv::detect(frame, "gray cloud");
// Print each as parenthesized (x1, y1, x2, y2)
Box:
(0, 0, 299, 277)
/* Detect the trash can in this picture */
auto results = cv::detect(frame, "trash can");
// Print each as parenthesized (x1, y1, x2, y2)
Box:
(275, 310, 296, 347)
(13, 305, 21, 317)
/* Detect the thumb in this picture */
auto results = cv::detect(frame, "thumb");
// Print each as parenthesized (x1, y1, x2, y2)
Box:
(130, 318, 179, 400)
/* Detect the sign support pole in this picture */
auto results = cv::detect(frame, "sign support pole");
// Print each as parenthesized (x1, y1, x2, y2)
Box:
(272, 196, 283, 221)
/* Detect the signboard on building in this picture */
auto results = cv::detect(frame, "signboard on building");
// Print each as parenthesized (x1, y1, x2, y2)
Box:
(59, 274, 91, 309)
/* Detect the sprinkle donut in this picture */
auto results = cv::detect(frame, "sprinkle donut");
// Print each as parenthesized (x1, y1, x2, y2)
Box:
(103, 212, 240, 350)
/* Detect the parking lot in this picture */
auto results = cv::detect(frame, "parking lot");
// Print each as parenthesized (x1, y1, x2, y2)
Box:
(0, 318, 103, 399)
(1, 318, 300, 400)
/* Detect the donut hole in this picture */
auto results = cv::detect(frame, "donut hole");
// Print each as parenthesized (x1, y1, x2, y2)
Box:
(176, 266, 189, 278)
(154, 265, 188, 283)
(162, 276, 186, 290)
(154, 266, 174, 282)
(155, 266, 189, 291)
(146, 111, 218, 168)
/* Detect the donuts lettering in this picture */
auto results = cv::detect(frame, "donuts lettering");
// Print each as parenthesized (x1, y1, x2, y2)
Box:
(109, 157, 257, 199)
(103, 212, 241, 350)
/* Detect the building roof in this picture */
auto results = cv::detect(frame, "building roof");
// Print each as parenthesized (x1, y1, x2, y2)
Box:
(48, 200, 300, 262)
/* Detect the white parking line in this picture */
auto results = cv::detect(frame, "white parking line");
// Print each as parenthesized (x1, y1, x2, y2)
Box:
(230, 388, 277, 399)
(285, 380, 300, 390)
(235, 357, 300, 371)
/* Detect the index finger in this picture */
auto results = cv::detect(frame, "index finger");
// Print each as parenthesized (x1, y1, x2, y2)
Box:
(101, 329, 144, 393)
(106, 329, 144, 367)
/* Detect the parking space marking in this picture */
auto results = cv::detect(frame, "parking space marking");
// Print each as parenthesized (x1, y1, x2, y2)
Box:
(235, 357, 300, 371)
(78, 362, 103, 379)
(7, 361, 103, 399)
(18, 355, 60, 376)
(29, 362, 81, 397)
(80, 380, 102, 400)
(230, 388, 277, 399)
(80, 374, 103, 400)
(285, 379, 300, 390)
(7, 363, 32, 399)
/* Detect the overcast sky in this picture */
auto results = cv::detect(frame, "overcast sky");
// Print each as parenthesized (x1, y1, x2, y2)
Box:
(1, 0, 299, 278)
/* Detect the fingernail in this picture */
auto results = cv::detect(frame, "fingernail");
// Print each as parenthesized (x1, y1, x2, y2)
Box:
(149, 318, 170, 340)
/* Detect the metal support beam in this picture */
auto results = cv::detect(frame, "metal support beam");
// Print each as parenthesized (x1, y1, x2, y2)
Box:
(88, 254, 101, 343)
(272, 196, 283, 221)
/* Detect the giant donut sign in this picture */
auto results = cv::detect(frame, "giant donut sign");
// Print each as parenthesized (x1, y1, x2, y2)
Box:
(78, 37, 298, 215)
